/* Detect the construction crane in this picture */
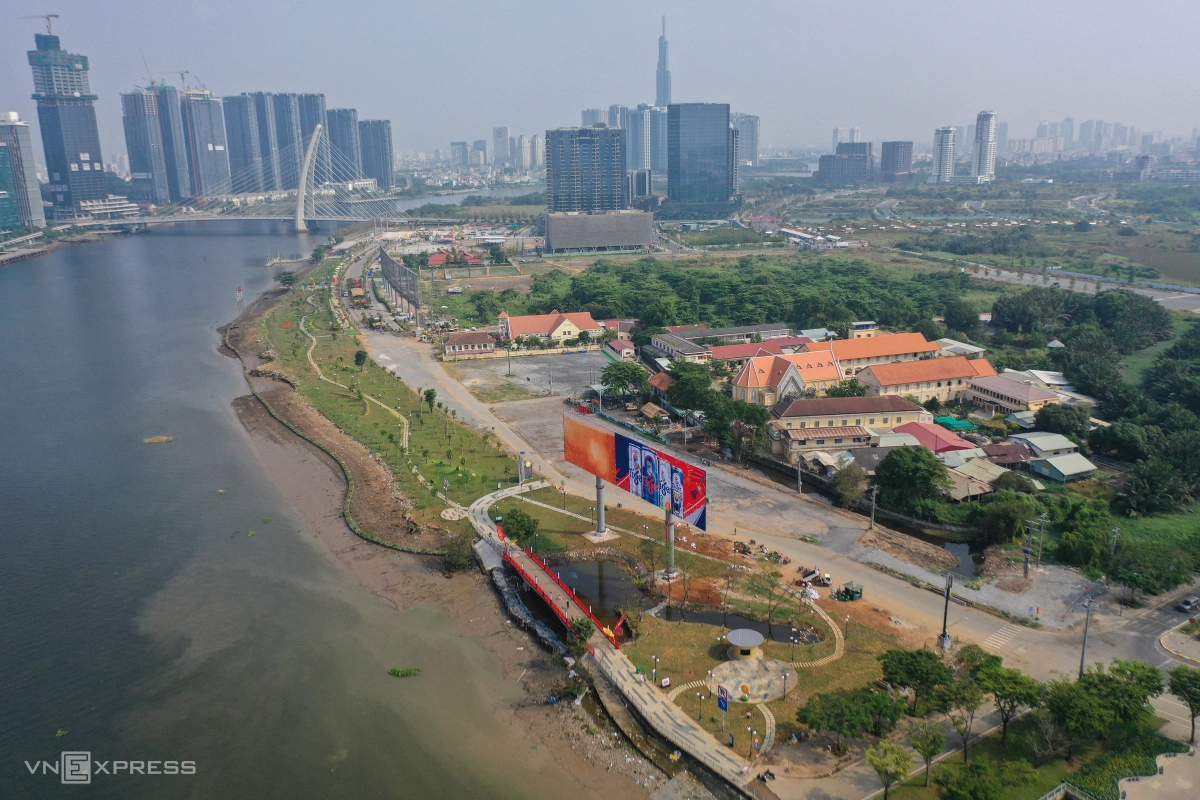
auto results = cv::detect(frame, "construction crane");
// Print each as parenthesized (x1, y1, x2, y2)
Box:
(19, 14, 60, 34)
(139, 49, 157, 88)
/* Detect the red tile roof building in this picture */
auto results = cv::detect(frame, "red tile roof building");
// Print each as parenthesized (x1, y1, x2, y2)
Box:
(730, 353, 844, 406)
(856, 356, 997, 405)
(892, 421, 976, 453)
(801, 332, 941, 376)
(498, 310, 604, 343)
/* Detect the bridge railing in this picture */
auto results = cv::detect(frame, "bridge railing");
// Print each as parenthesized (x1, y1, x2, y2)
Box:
(503, 547, 620, 649)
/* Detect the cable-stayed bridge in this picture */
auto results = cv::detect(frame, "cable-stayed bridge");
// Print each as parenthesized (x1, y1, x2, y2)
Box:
(109, 124, 458, 229)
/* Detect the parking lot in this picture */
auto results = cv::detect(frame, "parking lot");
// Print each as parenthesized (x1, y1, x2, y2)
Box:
(442, 351, 612, 403)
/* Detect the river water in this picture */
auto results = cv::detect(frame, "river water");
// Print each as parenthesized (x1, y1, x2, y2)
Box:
(0, 221, 580, 799)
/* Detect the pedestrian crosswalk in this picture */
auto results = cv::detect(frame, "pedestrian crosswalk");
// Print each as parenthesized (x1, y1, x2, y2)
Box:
(980, 624, 1022, 654)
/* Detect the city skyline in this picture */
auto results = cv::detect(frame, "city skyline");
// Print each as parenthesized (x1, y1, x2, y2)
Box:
(3, 1, 1197, 165)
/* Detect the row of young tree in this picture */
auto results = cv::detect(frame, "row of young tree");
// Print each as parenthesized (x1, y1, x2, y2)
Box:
(800, 644, 1200, 800)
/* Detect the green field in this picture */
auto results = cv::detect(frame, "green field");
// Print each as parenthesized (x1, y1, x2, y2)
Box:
(263, 282, 521, 531)
(1120, 314, 1198, 384)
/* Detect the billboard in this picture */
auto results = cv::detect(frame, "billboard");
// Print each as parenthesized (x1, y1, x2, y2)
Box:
(563, 415, 707, 530)
(379, 247, 421, 310)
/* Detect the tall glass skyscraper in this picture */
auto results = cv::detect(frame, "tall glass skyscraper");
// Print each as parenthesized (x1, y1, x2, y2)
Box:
(731, 113, 760, 167)
(0, 112, 47, 228)
(222, 94, 263, 192)
(154, 85, 192, 201)
(358, 120, 393, 190)
(27, 33, 106, 217)
(656, 17, 672, 107)
(326, 109, 362, 181)
(272, 94, 303, 190)
(0, 143, 22, 231)
(246, 93, 281, 191)
(297, 94, 330, 184)
(120, 88, 171, 206)
(666, 103, 739, 212)
(546, 127, 627, 212)
(180, 89, 230, 196)
(971, 111, 998, 182)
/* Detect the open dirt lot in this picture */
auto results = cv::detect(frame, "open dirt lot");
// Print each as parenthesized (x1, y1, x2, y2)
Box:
(443, 351, 613, 403)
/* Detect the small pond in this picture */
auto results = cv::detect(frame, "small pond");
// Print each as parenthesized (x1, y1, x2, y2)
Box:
(551, 561, 821, 644)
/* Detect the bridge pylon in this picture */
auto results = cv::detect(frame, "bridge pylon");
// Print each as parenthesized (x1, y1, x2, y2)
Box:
(295, 123, 323, 233)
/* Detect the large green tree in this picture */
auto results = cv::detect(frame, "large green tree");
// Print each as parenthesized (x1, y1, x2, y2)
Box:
(865, 741, 912, 800)
(979, 667, 1042, 745)
(601, 361, 647, 399)
(1034, 402, 1092, 440)
(1168, 665, 1200, 744)
(665, 361, 714, 410)
(879, 649, 954, 713)
(797, 692, 870, 753)
(1043, 678, 1113, 760)
(873, 447, 953, 514)
(907, 719, 946, 787)
(940, 678, 987, 762)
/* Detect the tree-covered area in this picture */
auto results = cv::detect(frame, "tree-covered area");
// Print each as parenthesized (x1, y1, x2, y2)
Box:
(519, 256, 985, 335)
(909, 228, 1042, 257)
(1118, 184, 1200, 224)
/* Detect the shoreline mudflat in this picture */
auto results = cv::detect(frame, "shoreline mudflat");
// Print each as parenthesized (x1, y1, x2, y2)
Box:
(221, 285, 661, 799)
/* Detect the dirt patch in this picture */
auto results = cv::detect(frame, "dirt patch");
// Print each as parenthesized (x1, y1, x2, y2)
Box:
(982, 544, 1031, 592)
(860, 528, 959, 571)
(995, 577, 1033, 594)
(663, 576, 722, 606)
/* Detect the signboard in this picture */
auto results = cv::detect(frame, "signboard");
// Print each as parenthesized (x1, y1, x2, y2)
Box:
(717, 685, 729, 712)
(378, 248, 421, 310)
(563, 415, 707, 530)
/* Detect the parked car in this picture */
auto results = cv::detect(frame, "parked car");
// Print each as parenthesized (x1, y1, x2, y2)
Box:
(1177, 597, 1200, 613)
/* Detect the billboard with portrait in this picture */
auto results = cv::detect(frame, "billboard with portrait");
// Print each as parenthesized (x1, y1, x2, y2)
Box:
(563, 415, 707, 530)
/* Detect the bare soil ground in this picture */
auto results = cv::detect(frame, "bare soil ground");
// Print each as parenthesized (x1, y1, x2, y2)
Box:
(860, 528, 959, 571)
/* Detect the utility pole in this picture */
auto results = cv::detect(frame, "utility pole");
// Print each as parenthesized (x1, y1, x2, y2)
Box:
(1108, 527, 1120, 584)
(938, 572, 953, 650)
(1036, 512, 1048, 570)
(796, 459, 802, 495)
(665, 503, 676, 578)
(869, 485, 879, 530)
(1079, 599, 1097, 678)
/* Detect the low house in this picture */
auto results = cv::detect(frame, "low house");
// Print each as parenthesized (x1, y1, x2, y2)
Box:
(969, 374, 1061, 414)
(936, 338, 988, 358)
(708, 336, 813, 371)
(770, 396, 929, 434)
(444, 331, 496, 358)
(799, 327, 834, 341)
(498, 310, 604, 344)
(801, 332, 941, 377)
(731, 353, 844, 407)
(892, 421, 977, 453)
(934, 415, 977, 433)
(428, 250, 483, 268)
(647, 371, 674, 402)
(650, 333, 711, 363)
(1007, 432, 1079, 458)
(1000, 369, 1097, 407)
(605, 339, 636, 361)
(982, 441, 1036, 468)
(877, 432, 922, 448)
(1032, 453, 1097, 483)
(601, 318, 639, 335)
(652, 323, 797, 364)
(856, 356, 998, 405)
(771, 426, 878, 463)
(640, 402, 669, 423)
(1006, 411, 1037, 429)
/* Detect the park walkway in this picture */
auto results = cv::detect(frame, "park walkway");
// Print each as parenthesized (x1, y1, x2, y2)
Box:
(466, 484, 754, 789)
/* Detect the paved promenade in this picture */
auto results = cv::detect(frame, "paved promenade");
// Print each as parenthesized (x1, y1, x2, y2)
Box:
(466, 483, 753, 789)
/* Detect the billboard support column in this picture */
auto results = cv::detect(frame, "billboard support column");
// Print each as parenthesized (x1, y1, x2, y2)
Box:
(665, 503, 676, 578)
(595, 475, 606, 535)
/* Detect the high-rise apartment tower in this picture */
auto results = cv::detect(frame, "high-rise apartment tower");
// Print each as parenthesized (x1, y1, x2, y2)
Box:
(971, 111, 997, 181)
(326, 108, 362, 181)
(120, 88, 172, 206)
(0, 112, 47, 228)
(930, 127, 956, 184)
(27, 33, 106, 217)
(546, 126, 628, 212)
(359, 120, 394, 189)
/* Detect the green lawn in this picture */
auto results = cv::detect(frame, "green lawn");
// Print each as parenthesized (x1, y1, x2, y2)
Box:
(263, 287, 521, 530)
(1120, 314, 1197, 384)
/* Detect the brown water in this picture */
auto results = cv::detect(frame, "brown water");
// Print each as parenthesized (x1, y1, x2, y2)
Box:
(0, 222, 591, 799)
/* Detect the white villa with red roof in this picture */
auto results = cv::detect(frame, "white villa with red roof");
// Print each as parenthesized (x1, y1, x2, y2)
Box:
(498, 310, 604, 344)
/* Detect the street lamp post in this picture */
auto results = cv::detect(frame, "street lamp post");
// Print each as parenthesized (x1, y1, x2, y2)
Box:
(939, 572, 954, 650)
(782, 670, 790, 696)
(1108, 527, 1120, 584)
(652, 655, 659, 682)
(696, 691, 704, 720)
(1079, 599, 1098, 678)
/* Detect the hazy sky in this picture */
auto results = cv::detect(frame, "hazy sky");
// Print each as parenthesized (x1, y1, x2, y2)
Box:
(4, 0, 1198, 162)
